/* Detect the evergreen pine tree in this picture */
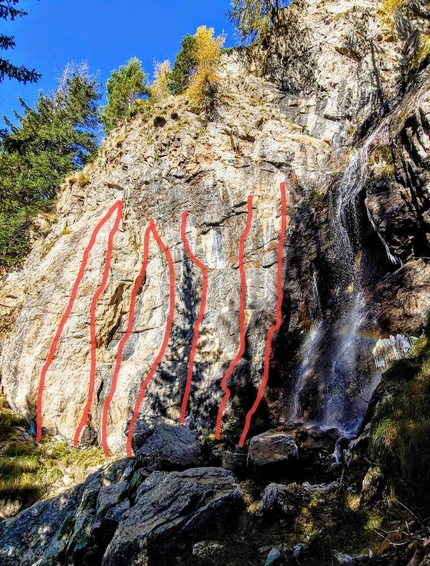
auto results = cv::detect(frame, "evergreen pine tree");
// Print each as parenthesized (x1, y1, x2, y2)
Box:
(229, 0, 289, 43)
(0, 64, 101, 269)
(100, 57, 149, 133)
(169, 35, 197, 95)
(0, 0, 40, 83)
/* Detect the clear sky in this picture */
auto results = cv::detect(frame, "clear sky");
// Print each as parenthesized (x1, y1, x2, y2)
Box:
(0, 0, 238, 128)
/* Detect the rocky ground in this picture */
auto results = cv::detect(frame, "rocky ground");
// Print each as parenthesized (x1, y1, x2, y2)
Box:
(0, 411, 429, 565)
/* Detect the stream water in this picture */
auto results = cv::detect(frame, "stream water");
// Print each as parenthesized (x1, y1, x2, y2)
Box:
(289, 124, 399, 438)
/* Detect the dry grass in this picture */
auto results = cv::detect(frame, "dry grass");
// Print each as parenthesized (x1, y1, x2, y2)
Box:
(0, 397, 118, 518)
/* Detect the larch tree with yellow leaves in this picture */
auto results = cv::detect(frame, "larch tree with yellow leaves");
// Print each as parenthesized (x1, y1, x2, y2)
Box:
(150, 60, 172, 102)
(188, 26, 225, 115)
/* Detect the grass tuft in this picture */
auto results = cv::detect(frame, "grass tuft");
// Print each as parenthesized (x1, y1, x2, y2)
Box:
(0, 398, 117, 518)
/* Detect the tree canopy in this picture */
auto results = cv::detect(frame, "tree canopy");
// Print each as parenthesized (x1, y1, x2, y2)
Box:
(229, 0, 290, 43)
(150, 60, 171, 102)
(0, 64, 101, 269)
(0, 0, 40, 84)
(188, 26, 225, 111)
(169, 34, 197, 95)
(99, 57, 149, 133)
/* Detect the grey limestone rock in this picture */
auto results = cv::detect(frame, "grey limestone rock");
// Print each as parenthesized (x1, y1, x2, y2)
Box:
(0, 0, 430, 459)
(0, 461, 241, 566)
(101, 466, 241, 566)
(249, 430, 298, 467)
(131, 416, 204, 470)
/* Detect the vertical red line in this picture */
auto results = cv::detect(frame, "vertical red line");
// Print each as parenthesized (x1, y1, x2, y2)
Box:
(73, 201, 123, 445)
(215, 195, 253, 439)
(180, 211, 208, 424)
(101, 222, 152, 456)
(238, 183, 287, 447)
(126, 219, 176, 457)
(36, 201, 123, 442)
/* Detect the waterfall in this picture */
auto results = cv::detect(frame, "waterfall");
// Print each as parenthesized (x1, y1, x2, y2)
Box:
(311, 271, 322, 319)
(289, 321, 324, 422)
(289, 123, 399, 438)
(320, 292, 366, 435)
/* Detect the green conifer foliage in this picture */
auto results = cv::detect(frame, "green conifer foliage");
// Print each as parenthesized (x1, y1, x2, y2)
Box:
(0, 0, 40, 84)
(229, 0, 290, 43)
(100, 57, 149, 133)
(0, 64, 101, 270)
(169, 35, 197, 95)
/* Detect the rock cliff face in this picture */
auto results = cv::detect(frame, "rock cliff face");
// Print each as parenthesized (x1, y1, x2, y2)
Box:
(1, 0, 430, 458)
(2, 0, 430, 564)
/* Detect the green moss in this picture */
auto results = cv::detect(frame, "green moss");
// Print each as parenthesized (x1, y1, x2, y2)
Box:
(310, 190, 325, 207)
(40, 240, 55, 259)
(60, 223, 71, 236)
(369, 145, 394, 167)
(0, 401, 25, 436)
(370, 325, 430, 511)
(369, 144, 395, 178)
(410, 34, 430, 70)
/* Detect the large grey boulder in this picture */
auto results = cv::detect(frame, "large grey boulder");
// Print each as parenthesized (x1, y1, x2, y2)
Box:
(102, 467, 242, 566)
(130, 416, 204, 470)
(0, 460, 241, 566)
(249, 430, 298, 467)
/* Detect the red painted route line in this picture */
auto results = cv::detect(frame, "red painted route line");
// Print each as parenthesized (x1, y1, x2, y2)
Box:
(215, 195, 253, 439)
(36, 201, 123, 442)
(180, 211, 208, 424)
(126, 219, 176, 457)
(101, 222, 152, 456)
(74, 202, 123, 445)
(238, 183, 287, 447)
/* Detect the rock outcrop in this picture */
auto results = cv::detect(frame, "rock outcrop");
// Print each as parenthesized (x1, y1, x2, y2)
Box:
(0, 460, 241, 566)
(131, 416, 204, 470)
(0, 0, 429, 460)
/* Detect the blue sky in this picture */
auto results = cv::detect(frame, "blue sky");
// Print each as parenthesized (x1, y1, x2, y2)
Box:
(1, 0, 238, 127)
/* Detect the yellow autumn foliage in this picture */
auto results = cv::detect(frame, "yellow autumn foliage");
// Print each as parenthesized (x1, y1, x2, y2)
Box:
(150, 60, 171, 102)
(378, 0, 405, 31)
(188, 26, 225, 111)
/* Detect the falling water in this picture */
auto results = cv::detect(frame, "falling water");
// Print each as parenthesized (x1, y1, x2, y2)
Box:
(289, 322, 324, 421)
(311, 271, 322, 319)
(289, 122, 399, 437)
(320, 292, 366, 434)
